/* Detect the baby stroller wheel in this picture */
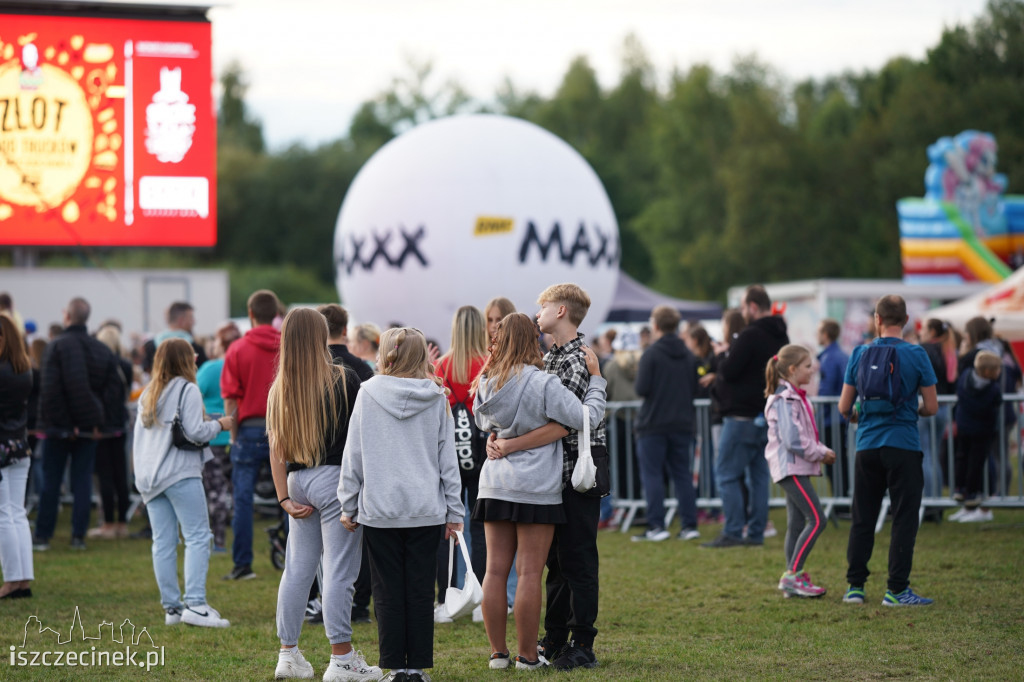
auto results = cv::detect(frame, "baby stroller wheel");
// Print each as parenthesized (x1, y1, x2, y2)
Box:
(267, 520, 287, 571)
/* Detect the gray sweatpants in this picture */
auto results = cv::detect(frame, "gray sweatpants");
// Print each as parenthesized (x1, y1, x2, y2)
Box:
(276, 466, 363, 646)
(777, 475, 825, 574)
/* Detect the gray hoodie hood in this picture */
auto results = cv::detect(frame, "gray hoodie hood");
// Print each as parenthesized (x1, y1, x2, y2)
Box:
(359, 375, 447, 421)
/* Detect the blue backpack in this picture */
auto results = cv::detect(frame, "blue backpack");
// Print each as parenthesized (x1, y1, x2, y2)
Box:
(856, 339, 905, 416)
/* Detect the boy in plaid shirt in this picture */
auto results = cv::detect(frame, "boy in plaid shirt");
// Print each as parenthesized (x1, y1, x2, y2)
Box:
(487, 283, 607, 670)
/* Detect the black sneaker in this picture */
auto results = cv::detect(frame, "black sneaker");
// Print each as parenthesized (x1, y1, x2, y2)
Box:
(70, 538, 87, 550)
(551, 641, 598, 670)
(222, 565, 256, 581)
(537, 636, 567, 661)
(700, 533, 745, 549)
(351, 608, 371, 624)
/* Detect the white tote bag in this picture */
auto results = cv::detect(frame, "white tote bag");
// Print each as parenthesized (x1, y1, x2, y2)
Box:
(440, 530, 482, 620)
(571, 405, 597, 493)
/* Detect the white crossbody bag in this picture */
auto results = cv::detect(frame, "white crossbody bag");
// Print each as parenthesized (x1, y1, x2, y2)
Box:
(570, 405, 597, 493)
(439, 530, 482, 620)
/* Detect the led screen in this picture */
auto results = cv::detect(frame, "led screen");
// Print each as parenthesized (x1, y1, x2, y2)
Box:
(0, 13, 215, 246)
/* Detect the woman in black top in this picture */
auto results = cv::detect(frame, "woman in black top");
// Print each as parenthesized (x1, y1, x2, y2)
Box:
(265, 308, 378, 681)
(0, 313, 34, 599)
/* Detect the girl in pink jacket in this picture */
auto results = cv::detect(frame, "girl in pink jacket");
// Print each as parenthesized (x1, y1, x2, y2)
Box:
(764, 345, 836, 598)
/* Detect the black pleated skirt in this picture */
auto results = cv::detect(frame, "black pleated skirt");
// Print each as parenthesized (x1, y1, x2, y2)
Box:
(472, 498, 566, 524)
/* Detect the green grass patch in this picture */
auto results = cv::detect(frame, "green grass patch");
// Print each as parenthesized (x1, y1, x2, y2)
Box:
(3, 509, 1022, 680)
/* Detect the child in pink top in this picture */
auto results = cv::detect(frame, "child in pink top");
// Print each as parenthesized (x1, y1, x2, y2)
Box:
(764, 345, 836, 598)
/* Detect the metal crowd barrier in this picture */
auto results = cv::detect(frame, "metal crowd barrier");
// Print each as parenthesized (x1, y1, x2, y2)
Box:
(606, 395, 1024, 533)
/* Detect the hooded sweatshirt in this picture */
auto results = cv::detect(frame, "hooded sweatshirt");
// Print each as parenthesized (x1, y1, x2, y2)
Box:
(473, 366, 606, 506)
(339, 375, 463, 528)
(763, 380, 829, 483)
(220, 324, 280, 422)
(635, 334, 697, 435)
(132, 377, 224, 503)
(954, 368, 1002, 436)
(718, 315, 789, 417)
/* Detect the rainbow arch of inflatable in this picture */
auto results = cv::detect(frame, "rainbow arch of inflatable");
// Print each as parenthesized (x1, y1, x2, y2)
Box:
(898, 130, 1024, 284)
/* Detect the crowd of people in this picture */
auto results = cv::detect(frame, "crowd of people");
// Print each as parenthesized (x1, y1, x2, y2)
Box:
(0, 282, 1020, 679)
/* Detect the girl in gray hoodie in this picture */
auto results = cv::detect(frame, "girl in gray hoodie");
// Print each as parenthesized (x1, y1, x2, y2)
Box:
(132, 339, 234, 628)
(339, 327, 464, 682)
(471, 313, 606, 671)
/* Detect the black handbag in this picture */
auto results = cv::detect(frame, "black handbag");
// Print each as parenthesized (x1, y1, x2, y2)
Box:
(171, 383, 209, 451)
(0, 438, 31, 483)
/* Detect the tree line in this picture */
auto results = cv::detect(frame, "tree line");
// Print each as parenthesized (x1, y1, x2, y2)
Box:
(18, 1, 1024, 314)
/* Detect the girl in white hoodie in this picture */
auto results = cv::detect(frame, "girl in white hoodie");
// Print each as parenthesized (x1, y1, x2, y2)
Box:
(132, 338, 234, 627)
(339, 327, 464, 682)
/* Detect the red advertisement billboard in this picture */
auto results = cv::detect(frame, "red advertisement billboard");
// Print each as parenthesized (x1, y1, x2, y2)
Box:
(0, 13, 216, 246)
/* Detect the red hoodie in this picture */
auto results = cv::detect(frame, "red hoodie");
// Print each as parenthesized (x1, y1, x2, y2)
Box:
(220, 324, 280, 422)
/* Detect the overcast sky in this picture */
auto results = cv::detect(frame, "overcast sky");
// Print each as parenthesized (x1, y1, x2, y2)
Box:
(208, 0, 990, 150)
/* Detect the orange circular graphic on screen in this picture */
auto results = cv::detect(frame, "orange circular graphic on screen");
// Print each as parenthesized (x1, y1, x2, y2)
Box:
(0, 36, 117, 224)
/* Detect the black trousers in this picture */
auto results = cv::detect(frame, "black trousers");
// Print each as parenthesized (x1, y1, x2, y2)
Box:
(544, 486, 600, 648)
(95, 434, 130, 524)
(436, 480, 485, 601)
(352, 541, 372, 615)
(365, 524, 444, 670)
(955, 433, 996, 501)
(846, 447, 923, 594)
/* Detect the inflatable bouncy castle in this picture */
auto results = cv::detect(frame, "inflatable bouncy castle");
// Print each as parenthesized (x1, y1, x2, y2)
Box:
(898, 131, 1024, 284)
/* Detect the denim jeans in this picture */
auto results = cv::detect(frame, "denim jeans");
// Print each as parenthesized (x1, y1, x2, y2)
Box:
(231, 425, 269, 568)
(715, 417, 770, 542)
(148, 477, 212, 610)
(34, 437, 97, 542)
(918, 405, 949, 497)
(637, 431, 697, 531)
(0, 457, 33, 581)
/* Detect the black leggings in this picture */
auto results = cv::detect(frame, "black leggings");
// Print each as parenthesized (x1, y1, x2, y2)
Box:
(95, 435, 130, 524)
(777, 475, 825, 574)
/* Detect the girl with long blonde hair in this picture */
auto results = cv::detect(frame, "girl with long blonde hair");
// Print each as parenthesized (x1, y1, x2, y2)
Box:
(470, 313, 605, 671)
(339, 327, 463, 681)
(265, 308, 377, 682)
(132, 338, 234, 627)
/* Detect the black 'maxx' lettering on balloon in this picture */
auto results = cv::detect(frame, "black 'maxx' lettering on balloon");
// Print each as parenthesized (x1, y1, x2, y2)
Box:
(337, 225, 429, 275)
(518, 221, 619, 267)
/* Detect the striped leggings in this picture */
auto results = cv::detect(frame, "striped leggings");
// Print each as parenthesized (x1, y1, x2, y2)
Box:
(778, 475, 825, 574)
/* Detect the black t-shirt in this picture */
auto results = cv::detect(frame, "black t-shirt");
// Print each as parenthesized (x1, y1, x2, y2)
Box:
(286, 366, 361, 472)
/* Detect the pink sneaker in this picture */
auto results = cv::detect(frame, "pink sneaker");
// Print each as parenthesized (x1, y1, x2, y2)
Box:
(790, 572, 826, 598)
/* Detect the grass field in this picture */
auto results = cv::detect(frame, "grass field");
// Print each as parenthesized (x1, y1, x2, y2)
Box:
(2, 508, 1022, 681)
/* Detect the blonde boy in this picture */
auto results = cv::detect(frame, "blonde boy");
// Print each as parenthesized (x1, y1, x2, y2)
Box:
(488, 283, 607, 670)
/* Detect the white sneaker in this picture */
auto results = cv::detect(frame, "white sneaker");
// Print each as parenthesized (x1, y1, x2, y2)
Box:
(181, 604, 230, 628)
(948, 507, 968, 521)
(631, 528, 670, 542)
(276, 648, 314, 680)
(323, 651, 382, 682)
(677, 528, 701, 541)
(764, 521, 778, 538)
(433, 603, 453, 624)
(164, 607, 182, 625)
(959, 508, 993, 523)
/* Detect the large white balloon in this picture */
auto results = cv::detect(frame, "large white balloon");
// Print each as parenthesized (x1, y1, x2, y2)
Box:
(334, 114, 620, 346)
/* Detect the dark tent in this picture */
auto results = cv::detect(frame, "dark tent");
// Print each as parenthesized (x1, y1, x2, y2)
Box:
(605, 272, 722, 323)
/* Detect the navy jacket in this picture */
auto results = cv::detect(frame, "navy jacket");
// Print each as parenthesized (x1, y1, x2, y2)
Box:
(954, 368, 1002, 437)
(718, 315, 789, 418)
(634, 334, 698, 435)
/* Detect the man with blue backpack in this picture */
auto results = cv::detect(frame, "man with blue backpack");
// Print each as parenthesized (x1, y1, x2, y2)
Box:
(838, 295, 938, 607)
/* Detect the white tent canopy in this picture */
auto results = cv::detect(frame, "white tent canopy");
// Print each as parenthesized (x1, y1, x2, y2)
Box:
(928, 266, 1024, 340)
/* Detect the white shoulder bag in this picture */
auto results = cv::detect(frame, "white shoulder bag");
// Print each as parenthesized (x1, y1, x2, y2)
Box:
(440, 530, 482, 620)
(570, 404, 597, 493)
